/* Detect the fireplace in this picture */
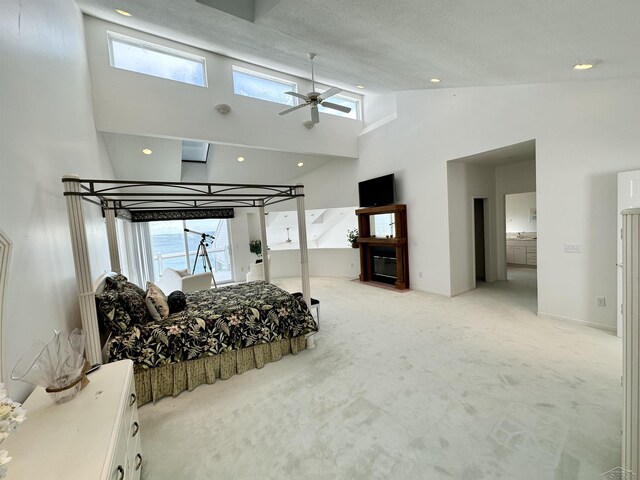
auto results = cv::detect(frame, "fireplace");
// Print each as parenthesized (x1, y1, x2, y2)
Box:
(356, 204, 409, 290)
(371, 246, 397, 285)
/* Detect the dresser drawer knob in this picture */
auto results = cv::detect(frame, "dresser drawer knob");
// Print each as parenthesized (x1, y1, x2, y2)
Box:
(129, 393, 136, 407)
(132, 421, 140, 437)
(116, 465, 124, 480)
(135, 453, 143, 471)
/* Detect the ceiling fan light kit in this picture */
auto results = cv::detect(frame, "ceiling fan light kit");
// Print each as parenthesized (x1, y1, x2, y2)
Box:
(279, 53, 352, 125)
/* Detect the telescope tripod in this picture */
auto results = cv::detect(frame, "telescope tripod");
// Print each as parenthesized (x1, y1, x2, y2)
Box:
(192, 236, 218, 288)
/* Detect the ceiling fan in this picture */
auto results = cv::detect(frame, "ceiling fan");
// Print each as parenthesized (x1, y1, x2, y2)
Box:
(274, 227, 294, 246)
(279, 53, 352, 125)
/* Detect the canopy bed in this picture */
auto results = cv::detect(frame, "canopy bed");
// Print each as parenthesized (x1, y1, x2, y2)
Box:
(62, 176, 314, 405)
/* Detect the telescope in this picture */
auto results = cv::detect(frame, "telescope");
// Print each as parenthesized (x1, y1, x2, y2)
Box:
(184, 228, 215, 240)
(184, 228, 218, 287)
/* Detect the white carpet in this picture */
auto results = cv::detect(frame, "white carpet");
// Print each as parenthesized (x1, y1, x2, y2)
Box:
(139, 272, 621, 479)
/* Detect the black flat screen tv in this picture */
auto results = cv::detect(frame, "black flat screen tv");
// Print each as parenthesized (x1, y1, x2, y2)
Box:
(358, 174, 395, 207)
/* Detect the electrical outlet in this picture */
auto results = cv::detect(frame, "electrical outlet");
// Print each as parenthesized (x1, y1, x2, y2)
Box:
(419, 272, 423, 278)
(596, 297, 606, 307)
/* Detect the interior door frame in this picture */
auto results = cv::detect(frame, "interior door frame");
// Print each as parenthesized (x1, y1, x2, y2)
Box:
(0, 229, 12, 382)
(471, 196, 492, 288)
(616, 170, 640, 337)
(501, 190, 537, 271)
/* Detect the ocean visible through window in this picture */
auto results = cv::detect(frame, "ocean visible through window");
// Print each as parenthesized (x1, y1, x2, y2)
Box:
(149, 219, 232, 283)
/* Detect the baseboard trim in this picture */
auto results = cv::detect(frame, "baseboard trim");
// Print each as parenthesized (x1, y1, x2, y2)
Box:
(537, 312, 617, 333)
(416, 287, 452, 297)
(450, 286, 475, 297)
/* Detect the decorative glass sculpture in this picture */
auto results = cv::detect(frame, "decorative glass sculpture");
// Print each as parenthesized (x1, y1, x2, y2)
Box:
(11, 329, 89, 404)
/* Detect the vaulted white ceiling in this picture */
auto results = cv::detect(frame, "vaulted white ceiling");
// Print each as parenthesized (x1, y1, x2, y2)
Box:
(77, 0, 640, 92)
(102, 133, 345, 183)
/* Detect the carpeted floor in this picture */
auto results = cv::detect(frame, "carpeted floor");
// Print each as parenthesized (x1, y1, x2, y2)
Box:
(138, 270, 622, 479)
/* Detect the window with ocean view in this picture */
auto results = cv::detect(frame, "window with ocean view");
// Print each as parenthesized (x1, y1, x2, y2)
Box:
(149, 219, 233, 284)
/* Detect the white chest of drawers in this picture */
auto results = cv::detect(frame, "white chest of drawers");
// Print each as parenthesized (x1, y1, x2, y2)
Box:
(3, 360, 142, 480)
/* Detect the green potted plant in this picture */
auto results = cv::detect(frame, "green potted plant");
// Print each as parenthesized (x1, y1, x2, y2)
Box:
(347, 228, 359, 248)
(249, 240, 263, 262)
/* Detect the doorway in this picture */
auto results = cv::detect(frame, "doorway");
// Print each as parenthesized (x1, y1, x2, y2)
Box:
(504, 192, 538, 312)
(474, 198, 487, 282)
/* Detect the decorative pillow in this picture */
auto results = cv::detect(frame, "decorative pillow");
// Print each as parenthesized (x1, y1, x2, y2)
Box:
(119, 287, 151, 324)
(95, 290, 132, 334)
(124, 281, 146, 298)
(145, 282, 170, 321)
(104, 274, 146, 298)
(167, 291, 187, 314)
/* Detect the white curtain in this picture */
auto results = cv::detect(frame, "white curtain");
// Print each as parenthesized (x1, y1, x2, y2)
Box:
(122, 221, 154, 287)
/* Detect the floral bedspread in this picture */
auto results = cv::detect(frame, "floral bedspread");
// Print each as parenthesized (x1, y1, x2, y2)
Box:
(108, 281, 317, 368)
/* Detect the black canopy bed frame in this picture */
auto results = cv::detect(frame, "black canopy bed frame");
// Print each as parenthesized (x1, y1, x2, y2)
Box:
(62, 175, 313, 405)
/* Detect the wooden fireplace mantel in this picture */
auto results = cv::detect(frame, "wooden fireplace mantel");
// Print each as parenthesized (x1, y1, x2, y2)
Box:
(355, 204, 409, 290)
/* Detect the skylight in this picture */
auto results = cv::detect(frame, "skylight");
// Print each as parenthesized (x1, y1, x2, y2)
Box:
(108, 32, 207, 87)
(182, 141, 210, 163)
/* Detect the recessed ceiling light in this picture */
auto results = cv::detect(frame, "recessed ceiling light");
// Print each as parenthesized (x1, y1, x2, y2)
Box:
(237, 156, 245, 162)
(115, 9, 132, 16)
(297, 162, 304, 167)
(430, 78, 441, 83)
(573, 63, 594, 70)
(356, 85, 365, 89)
(142, 148, 152, 155)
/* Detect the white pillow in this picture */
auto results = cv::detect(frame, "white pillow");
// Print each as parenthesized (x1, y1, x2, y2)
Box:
(145, 282, 170, 321)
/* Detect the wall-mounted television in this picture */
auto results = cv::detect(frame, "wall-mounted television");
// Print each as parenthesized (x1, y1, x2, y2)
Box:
(358, 174, 396, 207)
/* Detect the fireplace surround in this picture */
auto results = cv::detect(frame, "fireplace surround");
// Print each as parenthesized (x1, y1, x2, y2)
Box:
(355, 204, 409, 290)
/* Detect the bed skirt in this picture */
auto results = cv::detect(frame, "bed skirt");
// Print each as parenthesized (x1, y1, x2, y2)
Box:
(133, 336, 307, 406)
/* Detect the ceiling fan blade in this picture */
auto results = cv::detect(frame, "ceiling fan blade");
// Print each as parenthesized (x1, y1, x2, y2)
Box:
(279, 104, 308, 116)
(320, 87, 341, 101)
(321, 101, 352, 114)
(311, 105, 319, 124)
(285, 91, 309, 101)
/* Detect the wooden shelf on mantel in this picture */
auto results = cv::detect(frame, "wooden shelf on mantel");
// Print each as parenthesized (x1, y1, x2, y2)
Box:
(357, 237, 407, 245)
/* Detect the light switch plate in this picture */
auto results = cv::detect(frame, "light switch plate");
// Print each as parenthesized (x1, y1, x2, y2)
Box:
(564, 243, 582, 253)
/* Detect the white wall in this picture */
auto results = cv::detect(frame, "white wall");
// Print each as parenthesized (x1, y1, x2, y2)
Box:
(282, 159, 359, 211)
(447, 162, 496, 295)
(506, 192, 537, 233)
(269, 249, 360, 282)
(0, 0, 114, 400)
(361, 93, 397, 133)
(228, 210, 255, 282)
(315, 210, 358, 249)
(83, 16, 361, 159)
(259, 164, 360, 282)
(360, 79, 640, 329)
